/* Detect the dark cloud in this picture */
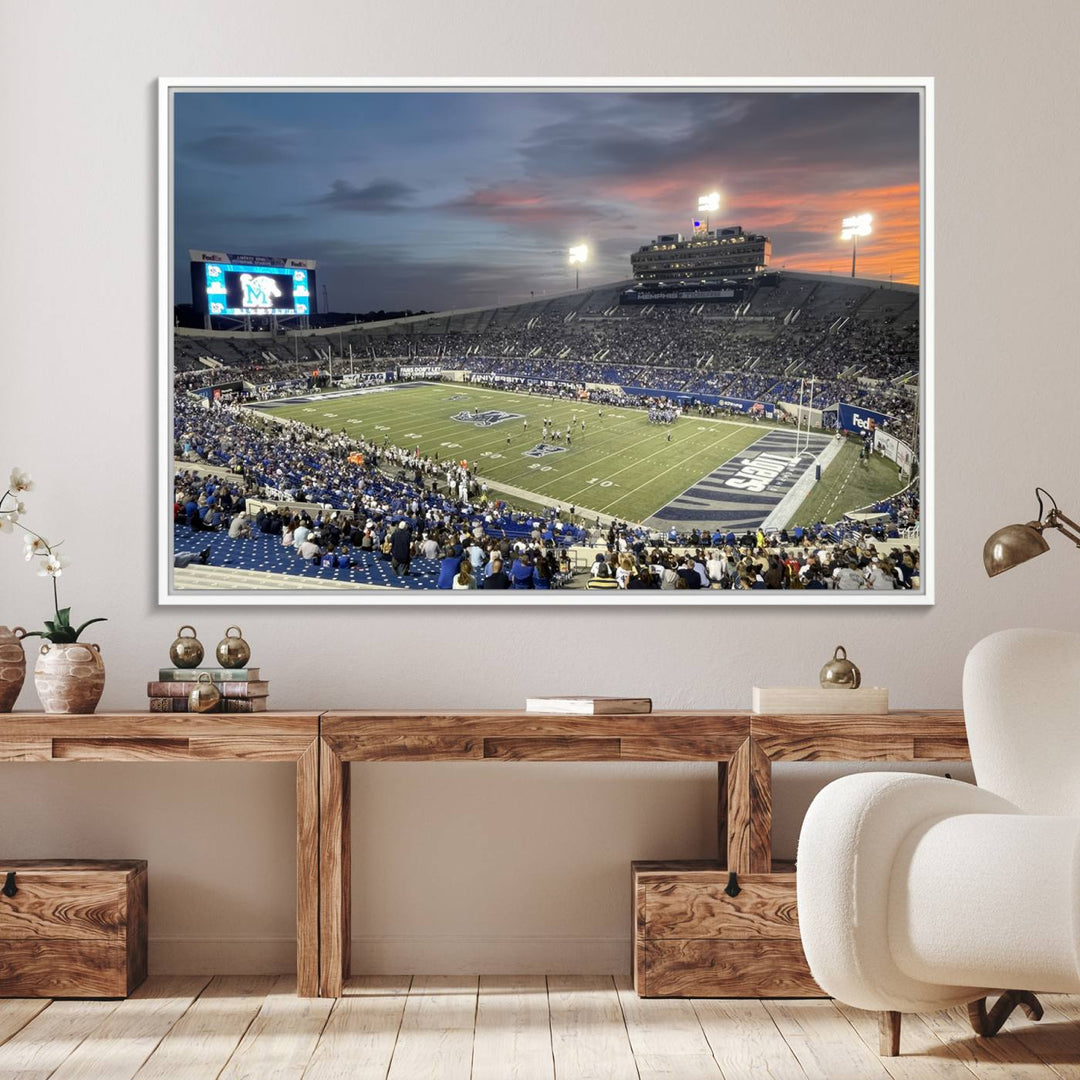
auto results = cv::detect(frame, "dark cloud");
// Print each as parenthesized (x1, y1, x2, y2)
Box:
(592, 234, 644, 258)
(226, 212, 305, 226)
(442, 181, 629, 234)
(517, 92, 918, 186)
(313, 178, 416, 212)
(324, 256, 533, 311)
(293, 238, 625, 311)
(183, 125, 295, 166)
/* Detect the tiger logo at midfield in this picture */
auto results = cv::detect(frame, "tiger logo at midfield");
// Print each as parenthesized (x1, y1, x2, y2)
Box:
(450, 409, 523, 427)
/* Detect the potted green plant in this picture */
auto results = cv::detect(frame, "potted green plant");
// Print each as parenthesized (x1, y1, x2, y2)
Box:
(1, 468, 108, 714)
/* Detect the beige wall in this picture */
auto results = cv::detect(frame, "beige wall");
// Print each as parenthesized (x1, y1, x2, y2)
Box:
(1, 0, 1076, 973)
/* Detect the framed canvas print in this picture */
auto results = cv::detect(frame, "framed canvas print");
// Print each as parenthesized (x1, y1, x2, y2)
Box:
(159, 77, 932, 605)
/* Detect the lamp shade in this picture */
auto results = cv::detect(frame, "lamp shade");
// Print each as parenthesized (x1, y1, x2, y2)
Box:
(983, 522, 1050, 577)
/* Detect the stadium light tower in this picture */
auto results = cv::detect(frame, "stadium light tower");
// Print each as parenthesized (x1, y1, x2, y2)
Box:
(698, 191, 721, 231)
(568, 244, 589, 290)
(841, 213, 873, 278)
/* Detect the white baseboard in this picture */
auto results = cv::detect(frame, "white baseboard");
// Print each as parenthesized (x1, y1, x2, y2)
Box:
(149, 934, 630, 975)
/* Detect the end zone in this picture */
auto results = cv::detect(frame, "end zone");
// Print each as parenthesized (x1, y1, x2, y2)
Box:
(645, 428, 832, 532)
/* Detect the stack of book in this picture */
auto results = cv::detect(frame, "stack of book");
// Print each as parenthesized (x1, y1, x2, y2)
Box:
(524, 696, 652, 715)
(148, 668, 269, 713)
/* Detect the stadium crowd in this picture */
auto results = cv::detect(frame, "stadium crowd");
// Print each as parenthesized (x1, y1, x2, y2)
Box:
(173, 389, 920, 592)
(176, 303, 918, 423)
(174, 454, 920, 592)
(173, 397, 589, 553)
(574, 537, 920, 591)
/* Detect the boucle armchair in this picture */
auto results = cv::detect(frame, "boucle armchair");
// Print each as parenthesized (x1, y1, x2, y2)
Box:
(797, 628, 1080, 1055)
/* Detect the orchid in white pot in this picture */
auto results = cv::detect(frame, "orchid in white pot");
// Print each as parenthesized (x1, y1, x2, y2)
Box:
(1, 468, 107, 713)
(1, 468, 106, 643)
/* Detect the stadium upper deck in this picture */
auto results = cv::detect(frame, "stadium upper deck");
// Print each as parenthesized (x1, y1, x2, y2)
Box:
(175, 269, 918, 368)
(630, 225, 772, 283)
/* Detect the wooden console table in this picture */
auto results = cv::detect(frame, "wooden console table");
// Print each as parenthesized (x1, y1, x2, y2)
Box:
(1, 708, 971, 999)
(318, 708, 969, 998)
(0, 712, 321, 997)
(318, 710, 748, 997)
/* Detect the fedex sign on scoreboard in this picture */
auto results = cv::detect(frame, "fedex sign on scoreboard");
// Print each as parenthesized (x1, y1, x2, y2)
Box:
(190, 251, 316, 317)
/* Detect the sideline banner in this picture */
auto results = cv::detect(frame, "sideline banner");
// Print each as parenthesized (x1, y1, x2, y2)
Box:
(874, 428, 916, 473)
(623, 386, 775, 418)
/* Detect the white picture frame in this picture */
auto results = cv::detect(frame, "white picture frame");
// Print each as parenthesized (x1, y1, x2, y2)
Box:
(159, 76, 933, 606)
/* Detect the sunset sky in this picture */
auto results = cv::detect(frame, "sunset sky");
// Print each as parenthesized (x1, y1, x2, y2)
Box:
(174, 89, 921, 312)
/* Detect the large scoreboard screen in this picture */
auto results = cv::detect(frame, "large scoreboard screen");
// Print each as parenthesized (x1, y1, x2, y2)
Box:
(204, 261, 308, 316)
(190, 251, 316, 317)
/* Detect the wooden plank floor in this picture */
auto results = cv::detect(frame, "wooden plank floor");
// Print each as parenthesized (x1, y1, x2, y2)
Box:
(1, 976, 1078, 1079)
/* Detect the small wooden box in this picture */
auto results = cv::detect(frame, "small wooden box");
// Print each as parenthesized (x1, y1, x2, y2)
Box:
(0, 859, 148, 998)
(752, 686, 889, 714)
(632, 860, 822, 998)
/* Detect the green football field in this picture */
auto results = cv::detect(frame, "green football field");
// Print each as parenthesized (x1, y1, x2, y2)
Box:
(784, 441, 909, 531)
(255, 382, 773, 524)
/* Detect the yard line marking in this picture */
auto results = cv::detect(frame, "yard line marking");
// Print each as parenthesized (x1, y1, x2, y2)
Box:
(823, 450, 863, 519)
(557, 424, 739, 505)
(550, 420, 756, 503)
(614, 429, 793, 522)
(592, 426, 756, 517)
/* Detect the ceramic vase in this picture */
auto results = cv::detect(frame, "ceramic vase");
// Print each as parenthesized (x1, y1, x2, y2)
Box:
(0, 626, 27, 712)
(34, 642, 106, 714)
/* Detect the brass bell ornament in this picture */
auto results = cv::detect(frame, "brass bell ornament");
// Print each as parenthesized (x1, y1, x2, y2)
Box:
(820, 645, 861, 689)
(215, 626, 251, 669)
(188, 672, 221, 713)
(169, 625, 204, 669)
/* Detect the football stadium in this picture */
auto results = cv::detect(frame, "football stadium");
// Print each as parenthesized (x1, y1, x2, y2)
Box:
(172, 241, 922, 595)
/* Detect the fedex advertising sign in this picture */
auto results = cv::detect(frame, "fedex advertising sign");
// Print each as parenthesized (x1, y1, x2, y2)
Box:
(836, 402, 894, 434)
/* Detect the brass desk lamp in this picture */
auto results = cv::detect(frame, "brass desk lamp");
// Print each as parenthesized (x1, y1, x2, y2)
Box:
(983, 488, 1080, 577)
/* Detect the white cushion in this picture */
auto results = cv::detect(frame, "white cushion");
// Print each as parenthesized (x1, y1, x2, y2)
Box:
(890, 812, 1080, 993)
(964, 629, 1080, 816)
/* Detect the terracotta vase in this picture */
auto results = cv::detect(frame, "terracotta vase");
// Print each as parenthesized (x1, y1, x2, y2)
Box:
(0, 626, 27, 713)
(34, 642, 106, 714)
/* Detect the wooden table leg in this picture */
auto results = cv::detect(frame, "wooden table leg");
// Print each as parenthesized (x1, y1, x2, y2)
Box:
(296, 738, 320, 997)
(717, 761, 728, 869)
(319, 738, 351, 997)
(749, 741, 773, 874)
(726, 738, 772, 874)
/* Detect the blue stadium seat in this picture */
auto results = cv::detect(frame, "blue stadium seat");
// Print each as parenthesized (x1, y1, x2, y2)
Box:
(174, 524, 441, 590)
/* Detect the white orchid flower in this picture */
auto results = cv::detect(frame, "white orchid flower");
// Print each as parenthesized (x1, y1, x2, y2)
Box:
(0, 510, 18, 533)
(8, 469, 34, 493)
(38, 553, 70, 578)
(23, 534, 49, 560)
